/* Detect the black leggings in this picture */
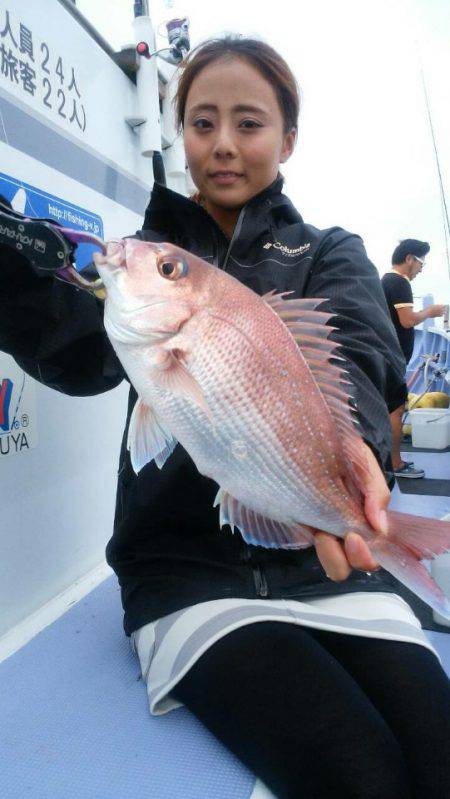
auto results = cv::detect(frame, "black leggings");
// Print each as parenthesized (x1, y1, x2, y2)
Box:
(172, 622, 450, 799)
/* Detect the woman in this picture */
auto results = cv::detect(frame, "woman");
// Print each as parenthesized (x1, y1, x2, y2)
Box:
(1, 35, 449, 799)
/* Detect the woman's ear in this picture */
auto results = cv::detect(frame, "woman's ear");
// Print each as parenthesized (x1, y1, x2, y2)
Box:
(280, 127, 297, 164)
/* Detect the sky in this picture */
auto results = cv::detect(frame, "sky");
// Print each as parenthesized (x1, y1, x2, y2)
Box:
(76, 0, 450, 303)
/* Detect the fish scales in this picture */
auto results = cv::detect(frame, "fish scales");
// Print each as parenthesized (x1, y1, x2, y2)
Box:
(141, 311, 325, 524)
(201, 294, 356, 524)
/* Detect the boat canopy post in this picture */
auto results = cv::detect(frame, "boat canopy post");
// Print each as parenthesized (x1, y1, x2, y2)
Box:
(131, 4, 161, 158)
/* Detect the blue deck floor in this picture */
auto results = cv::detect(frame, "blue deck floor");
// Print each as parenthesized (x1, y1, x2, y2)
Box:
(0, 576, 256, 799)
(1, 448, 449, 799)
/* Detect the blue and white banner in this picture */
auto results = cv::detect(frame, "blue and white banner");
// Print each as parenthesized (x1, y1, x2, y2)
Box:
(0, 170, 103, 271)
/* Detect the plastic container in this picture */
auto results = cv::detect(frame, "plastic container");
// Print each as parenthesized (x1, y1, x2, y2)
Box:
(432, 554, 450, 626)
(432, 512, 450, 627)
(410, 408, 450, 450)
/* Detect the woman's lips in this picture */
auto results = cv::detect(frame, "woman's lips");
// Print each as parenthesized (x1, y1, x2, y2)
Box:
(210, 172, 243, 185)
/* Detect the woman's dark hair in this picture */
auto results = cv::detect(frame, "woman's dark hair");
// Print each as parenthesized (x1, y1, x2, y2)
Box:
(173, 34, 300, 136)
(391, 239, 430, 265)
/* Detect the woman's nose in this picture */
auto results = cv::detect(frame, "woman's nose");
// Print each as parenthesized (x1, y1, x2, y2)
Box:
(212, 127, 237, 157)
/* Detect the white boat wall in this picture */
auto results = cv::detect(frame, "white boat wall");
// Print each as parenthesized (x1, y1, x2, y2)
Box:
(0, 0, 188, 643)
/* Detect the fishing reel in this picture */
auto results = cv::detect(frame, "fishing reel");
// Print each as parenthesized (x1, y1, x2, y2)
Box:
(0, 198, 105, 298)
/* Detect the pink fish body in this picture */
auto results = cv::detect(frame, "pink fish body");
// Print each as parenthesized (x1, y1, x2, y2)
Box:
(93, 238, 450, 617)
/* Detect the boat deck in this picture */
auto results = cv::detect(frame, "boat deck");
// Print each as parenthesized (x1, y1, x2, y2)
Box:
(0, 446, 449, 799)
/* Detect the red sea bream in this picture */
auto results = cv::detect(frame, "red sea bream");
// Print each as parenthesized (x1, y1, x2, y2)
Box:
(93, 239, 450, 617)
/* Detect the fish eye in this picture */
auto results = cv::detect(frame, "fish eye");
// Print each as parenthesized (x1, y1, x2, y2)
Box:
(157, 257, 189, 281)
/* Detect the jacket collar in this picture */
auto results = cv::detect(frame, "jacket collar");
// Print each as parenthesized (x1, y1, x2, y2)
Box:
(144, 173, 287, 228)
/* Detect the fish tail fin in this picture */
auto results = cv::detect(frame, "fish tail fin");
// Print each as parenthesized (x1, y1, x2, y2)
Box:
(372, 510, 450, 618)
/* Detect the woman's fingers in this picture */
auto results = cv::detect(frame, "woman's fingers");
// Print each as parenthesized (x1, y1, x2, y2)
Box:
(315, 530, 380, 581)
(354, 444, 391, 536)
(314, 532, 352, 581)
(314, 442, 393, 581)
(344, 532, 380, 572)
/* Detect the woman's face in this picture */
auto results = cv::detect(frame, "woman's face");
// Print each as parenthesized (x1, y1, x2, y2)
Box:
(183, 57, 296, 216)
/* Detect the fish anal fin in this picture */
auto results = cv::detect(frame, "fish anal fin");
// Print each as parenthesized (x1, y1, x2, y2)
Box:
(213, 488, 315, 549)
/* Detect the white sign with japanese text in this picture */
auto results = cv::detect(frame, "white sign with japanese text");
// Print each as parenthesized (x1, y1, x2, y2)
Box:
(0, 0, 149, 181)
(1, 3, 87, 133)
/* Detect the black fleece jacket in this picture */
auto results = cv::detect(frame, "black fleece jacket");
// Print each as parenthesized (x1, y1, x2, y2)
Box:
(0, 176, 406, 635)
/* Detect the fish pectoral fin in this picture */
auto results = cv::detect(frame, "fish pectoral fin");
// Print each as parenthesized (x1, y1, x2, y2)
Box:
(214, 488, 315, 549)
(155, 349, 213, 422)
(127, 397, 177, 473)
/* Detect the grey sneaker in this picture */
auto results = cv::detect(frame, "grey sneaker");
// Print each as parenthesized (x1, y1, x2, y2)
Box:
(394, 463, 425, 479)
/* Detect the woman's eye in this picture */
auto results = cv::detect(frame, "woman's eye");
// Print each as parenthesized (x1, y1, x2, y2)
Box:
(192, 119, 261, 130)
(193, 118, 212, 129)
(240, 120, 261, 129)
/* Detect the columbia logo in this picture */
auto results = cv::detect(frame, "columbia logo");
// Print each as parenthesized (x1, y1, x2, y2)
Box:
(262, 241, 311, 257)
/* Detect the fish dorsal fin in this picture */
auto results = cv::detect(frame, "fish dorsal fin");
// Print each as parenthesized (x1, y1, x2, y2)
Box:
(213, 488, 315, 549)
(263, 292, 366, 474)
(127, 397, 177, 473)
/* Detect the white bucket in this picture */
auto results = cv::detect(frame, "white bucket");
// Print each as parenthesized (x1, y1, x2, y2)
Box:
(410, 408, 450, 450)
(432, 511, 450, 626)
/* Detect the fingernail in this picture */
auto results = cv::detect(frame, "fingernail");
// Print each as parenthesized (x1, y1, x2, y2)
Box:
(345, 533, 359, 558)
(378, 510, 388, 535)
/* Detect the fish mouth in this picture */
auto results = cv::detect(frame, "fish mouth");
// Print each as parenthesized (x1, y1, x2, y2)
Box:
(54, 240, 128, 301)
(88, 240, 128, 298)
(101, 240, 127, 271)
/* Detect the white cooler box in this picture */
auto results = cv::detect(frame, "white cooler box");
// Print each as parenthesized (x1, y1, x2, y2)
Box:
(410, 408, 450, 449)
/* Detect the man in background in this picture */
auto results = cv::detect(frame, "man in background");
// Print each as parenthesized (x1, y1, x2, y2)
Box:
(381, 239, 446, 478)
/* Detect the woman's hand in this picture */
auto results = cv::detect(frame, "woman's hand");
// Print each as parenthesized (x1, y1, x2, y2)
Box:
(314, 443, 390, 581)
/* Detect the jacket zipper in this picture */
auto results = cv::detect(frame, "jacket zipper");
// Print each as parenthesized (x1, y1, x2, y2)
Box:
(222, 203, 268, 597)
(253, 562, 269, 597)
(242, 545, 269, 597)
(221, 206, 246, 271)
(213, 200, 264, 595)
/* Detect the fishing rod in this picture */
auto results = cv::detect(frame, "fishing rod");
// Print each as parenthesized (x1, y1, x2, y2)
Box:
(416, 43, 450, 279)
